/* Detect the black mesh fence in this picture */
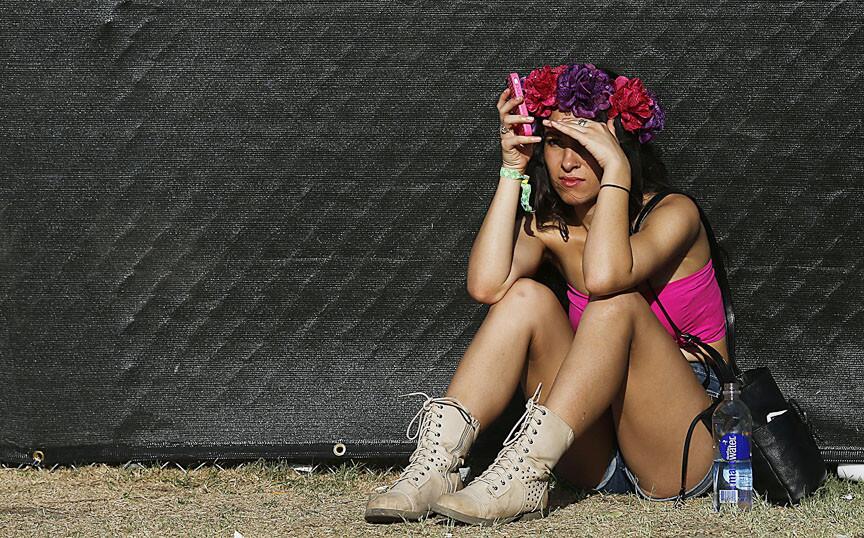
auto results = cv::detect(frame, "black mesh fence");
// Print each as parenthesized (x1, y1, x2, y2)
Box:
(1, 1, 862, 465)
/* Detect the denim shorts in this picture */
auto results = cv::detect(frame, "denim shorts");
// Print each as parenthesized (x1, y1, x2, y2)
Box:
(592, 359, 722, 501)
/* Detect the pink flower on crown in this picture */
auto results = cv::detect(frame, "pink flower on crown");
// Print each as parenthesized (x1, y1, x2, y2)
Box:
(608, 76, 654, 132)
(523, 64, 567, 119)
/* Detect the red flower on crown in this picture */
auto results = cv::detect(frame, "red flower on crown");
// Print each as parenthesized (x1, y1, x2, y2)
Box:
(608, 76, 654, 132)
(523, 64, 567, 119)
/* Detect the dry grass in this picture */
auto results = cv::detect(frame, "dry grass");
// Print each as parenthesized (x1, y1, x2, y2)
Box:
(0, 459, 862, 537)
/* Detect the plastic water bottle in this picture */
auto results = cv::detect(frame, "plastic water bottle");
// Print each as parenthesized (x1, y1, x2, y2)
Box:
(712, 381, 754, 511)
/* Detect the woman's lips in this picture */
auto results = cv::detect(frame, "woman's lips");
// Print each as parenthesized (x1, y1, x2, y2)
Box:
(561, 177, 585, 187)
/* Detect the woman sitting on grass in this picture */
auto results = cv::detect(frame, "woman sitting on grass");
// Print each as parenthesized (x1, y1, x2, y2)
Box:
(365, 63, 732, 526)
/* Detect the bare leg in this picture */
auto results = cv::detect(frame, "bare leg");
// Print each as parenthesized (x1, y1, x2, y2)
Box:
(544, 289, 716, 497)
(444, 278, 571, 428)
(445, 278, 616, 489)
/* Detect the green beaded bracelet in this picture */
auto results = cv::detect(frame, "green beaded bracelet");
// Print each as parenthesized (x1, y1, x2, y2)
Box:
(500, 167, 535, 213)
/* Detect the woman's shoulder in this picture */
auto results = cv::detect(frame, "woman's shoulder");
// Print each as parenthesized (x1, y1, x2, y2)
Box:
(527, 216, 587, 248)
(639, 191, 700, 229)
(642, 190, 700, 210)
(528, 217, 586, 265)
(522, 214, 565, 242)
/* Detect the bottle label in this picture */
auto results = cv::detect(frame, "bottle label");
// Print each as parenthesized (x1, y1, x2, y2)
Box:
(719, 433, 751, 462)
(721, 461, 753, 490)
(718, 489, 739, 504)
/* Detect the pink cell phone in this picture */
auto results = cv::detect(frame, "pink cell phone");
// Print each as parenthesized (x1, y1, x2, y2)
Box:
(507, 72, 533, 137)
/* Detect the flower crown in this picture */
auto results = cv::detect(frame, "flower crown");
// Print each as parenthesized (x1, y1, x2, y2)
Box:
(521, 63, 665, 144)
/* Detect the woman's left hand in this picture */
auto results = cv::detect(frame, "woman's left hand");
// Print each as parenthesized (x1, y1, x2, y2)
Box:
(542, 117, 631, 177)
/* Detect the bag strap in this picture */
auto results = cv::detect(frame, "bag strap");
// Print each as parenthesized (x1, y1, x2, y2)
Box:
(674, 399, 721, 507)
(631, 188, 739, 504)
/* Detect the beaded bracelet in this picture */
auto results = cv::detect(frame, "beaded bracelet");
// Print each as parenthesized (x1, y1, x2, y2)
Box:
(500, 166, 535, 213)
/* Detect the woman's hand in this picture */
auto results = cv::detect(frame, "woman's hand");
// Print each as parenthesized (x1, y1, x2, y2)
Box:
(542, 117, 630, 176)
(498, 87, 543, 172)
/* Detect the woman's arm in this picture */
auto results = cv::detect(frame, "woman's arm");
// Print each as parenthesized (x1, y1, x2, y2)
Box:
(584, 179, 701, 296)
(582, 165, 635, 293)
(466, 177, 545, 304)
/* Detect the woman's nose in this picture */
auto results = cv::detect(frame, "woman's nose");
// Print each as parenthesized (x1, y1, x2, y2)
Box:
(562, 147, 581, 169)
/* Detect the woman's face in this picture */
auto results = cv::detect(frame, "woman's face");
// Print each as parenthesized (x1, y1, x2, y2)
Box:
(543, 109, 606, 206)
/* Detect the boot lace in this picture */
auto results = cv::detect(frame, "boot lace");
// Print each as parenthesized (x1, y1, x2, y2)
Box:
(386, 392, 473, 489)
(473, 383, 547, 491)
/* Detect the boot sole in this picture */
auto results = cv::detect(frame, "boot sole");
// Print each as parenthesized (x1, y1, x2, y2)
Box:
(364, 507, 430, 523)
(431, 503, 546, 526)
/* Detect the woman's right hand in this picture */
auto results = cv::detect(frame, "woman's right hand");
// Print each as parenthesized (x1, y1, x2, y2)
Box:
(498, 87, 543, 172)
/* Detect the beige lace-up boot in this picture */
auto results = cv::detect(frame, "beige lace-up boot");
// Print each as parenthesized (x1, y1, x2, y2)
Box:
(431, 384, 575, 526)
(364, 393, 480, 523)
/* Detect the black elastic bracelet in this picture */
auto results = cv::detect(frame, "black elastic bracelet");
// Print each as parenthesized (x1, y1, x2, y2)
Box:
(599, 183, 631, 194)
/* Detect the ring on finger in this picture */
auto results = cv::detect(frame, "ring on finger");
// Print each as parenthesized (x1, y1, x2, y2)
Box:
(499, 124, 511, 135)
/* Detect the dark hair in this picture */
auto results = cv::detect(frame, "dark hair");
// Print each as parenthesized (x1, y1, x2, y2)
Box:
(520, 66, 673, 241)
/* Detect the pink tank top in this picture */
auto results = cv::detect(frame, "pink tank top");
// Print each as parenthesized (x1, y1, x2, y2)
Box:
(566, 259, 727, 346)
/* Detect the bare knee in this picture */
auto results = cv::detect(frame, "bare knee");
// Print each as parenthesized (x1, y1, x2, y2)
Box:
(500, 279, 572, 370)
(493, 278, 560, 313)
(488, 279, 569, 355)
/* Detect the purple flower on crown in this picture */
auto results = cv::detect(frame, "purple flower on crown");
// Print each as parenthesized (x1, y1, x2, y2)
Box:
(556, 63, 613, 119)
(637, 89, 666, 143)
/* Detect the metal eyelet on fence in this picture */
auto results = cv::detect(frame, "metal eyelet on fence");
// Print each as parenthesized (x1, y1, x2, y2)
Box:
(333, 443, 347, 457)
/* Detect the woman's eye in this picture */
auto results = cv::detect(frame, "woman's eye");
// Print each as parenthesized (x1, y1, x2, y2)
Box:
(546, 139, 559, 146)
